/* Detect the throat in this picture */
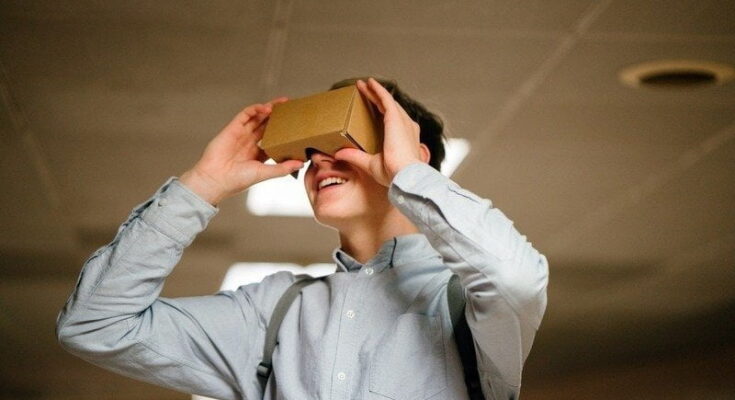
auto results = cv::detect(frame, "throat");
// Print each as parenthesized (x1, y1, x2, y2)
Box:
(336, 208, 421, 264)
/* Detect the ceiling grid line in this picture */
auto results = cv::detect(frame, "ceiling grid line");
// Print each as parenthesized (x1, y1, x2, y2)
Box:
(584, 31, 735, 43)
(545, 120, 735, 252)
(455, 0, 613, 176)
(0, 59, 65, 214)
(288, 23, 567, 40)
(259, 0, 295, 101)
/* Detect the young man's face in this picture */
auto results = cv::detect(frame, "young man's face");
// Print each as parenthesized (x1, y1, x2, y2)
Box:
(303, 150, 390, 229)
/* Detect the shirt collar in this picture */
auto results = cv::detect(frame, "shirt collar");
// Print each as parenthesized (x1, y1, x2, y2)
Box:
(332, 233, 440, 273)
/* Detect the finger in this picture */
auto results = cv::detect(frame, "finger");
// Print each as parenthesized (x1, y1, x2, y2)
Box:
(233, 104, 269, 126)
(254, 159, 304, 183)
(266, 96, 288, 107)
(364, 78, 419, 136)
(248, 97, 286, 137)
(241, 108, 273, 134)
(366, 78, 399, 115)
(356, 80, 385, 114)
(249, 112, 271, 139)
(334, 148, 373, 174)
(397, 104, 419, 135)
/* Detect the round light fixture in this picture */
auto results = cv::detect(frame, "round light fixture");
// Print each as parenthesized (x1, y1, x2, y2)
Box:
(619, 59, 735, 89)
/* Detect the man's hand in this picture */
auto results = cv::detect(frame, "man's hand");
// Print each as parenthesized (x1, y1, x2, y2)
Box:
(334, 78, 429, 187)
(179, 99, 304, 206)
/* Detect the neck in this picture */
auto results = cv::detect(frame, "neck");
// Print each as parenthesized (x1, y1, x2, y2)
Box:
(337, 207, 419, 264)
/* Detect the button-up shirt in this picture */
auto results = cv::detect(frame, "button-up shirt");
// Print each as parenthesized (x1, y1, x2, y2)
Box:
(57, 162, 549, 400)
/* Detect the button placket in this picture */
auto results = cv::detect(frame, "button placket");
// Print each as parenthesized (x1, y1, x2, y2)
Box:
(330, 274, 371, 398)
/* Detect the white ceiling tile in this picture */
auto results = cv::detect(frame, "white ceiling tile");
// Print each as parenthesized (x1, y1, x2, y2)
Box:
(37, 135, 201, 223)
(560, 137, 735, 263)
(13, 79, 260, 143)
(589, 0, 735, 36)
(499, 99, 735, 147)
(0, 18, 268, 92)
(290, 0, 593, 33)
(0, 1, 272, 30)
(455, 129, 687, 245)
(0, 139, 76, 253)
(276, 30, 559, 100)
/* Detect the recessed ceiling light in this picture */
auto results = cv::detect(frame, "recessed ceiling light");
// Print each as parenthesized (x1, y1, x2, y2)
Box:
(619, 59, 735, 89)
(245, 138, 471, 217)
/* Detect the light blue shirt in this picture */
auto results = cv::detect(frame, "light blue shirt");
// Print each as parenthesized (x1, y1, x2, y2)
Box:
(57, 162, 549, 400)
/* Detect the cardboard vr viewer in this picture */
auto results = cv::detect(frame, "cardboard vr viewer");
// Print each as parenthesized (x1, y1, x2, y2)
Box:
(259, 85, 384, 170)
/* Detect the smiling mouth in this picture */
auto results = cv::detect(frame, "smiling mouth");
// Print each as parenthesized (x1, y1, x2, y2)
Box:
(317, 177, 347, 191)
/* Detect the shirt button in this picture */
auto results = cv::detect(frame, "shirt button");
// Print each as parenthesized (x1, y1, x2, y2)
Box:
(346, 310, 355, 319)
(337, 372, 346, 380)
(158, 198, 167, 207)
(396, 194, 405, 205)
(364, 267, 374, 275)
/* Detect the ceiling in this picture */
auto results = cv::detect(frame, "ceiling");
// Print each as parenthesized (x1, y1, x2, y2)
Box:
(1, 1, 734, 398)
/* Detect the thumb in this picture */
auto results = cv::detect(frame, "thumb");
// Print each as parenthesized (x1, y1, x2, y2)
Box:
(334, 148, 373, 174)
(254, 160, 304, 183)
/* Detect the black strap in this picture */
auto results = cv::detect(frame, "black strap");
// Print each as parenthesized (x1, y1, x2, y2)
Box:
(448, 273, 486, 399)
(256, 275, 320, 388)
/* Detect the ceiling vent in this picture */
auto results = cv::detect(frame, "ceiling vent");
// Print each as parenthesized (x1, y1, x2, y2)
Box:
(619, 60, 734, 89)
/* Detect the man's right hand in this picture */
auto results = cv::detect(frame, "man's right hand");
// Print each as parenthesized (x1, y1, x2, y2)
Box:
(179, 98, 304, 207)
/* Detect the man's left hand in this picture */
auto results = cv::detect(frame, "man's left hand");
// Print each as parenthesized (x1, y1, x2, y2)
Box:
(334, 78, 429, 187)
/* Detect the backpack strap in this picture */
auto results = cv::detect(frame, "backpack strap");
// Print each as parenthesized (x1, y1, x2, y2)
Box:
(447, 273, 486, 399)
(257, 274, 320, 388)
(257, 273, 486, 399)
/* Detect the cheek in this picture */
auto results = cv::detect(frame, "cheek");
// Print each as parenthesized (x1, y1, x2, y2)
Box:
(347, 179, 387, 210)
(304, 172, 316, 202)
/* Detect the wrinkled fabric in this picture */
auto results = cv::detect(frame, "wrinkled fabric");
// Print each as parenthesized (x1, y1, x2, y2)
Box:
(57, 162, 549, 400)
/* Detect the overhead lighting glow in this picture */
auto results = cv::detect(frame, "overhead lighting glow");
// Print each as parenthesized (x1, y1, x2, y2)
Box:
(219, 262, 336, 291)
(245, 138, 469, 217)
(441, 138, 470, 177)
(245, 160, 313, 217)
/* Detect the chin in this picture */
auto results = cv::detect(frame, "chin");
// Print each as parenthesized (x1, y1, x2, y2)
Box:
(312, 203, 362, 230)
(306, 173, 390, 229)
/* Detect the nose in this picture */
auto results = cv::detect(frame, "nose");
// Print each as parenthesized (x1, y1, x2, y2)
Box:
(309, 150, 335, 165)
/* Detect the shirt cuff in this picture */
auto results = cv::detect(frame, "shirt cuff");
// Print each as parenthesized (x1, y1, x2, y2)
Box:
(389, 162, 450, 202)
(139, 176, 219, 247)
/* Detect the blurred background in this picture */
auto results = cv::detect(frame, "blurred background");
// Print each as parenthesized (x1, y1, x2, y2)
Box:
(1, 1, 734, 399)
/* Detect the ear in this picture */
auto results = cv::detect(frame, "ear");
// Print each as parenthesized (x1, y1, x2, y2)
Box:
(418, 143, 431, 164)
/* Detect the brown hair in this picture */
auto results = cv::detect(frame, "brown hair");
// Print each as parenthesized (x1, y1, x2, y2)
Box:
(329, 77, 446, 171)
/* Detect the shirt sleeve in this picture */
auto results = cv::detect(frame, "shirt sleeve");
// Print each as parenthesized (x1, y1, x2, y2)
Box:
(55, 176, 273, 400)
(388, 162, 549, 396)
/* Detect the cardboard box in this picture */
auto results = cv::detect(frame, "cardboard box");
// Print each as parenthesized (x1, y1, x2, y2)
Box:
(260, 85, 383, 165)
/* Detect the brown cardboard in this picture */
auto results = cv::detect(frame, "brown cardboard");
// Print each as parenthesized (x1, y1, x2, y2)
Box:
(260, 85, 383, 164)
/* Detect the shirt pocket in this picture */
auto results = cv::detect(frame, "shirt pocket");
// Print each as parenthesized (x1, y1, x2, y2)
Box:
(368, 313, 447, 400)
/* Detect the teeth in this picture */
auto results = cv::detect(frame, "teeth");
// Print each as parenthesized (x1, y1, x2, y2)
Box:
(318, 177, 346, 189)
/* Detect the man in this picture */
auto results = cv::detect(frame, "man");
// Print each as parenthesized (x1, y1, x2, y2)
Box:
(57, 78, 549, 399)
